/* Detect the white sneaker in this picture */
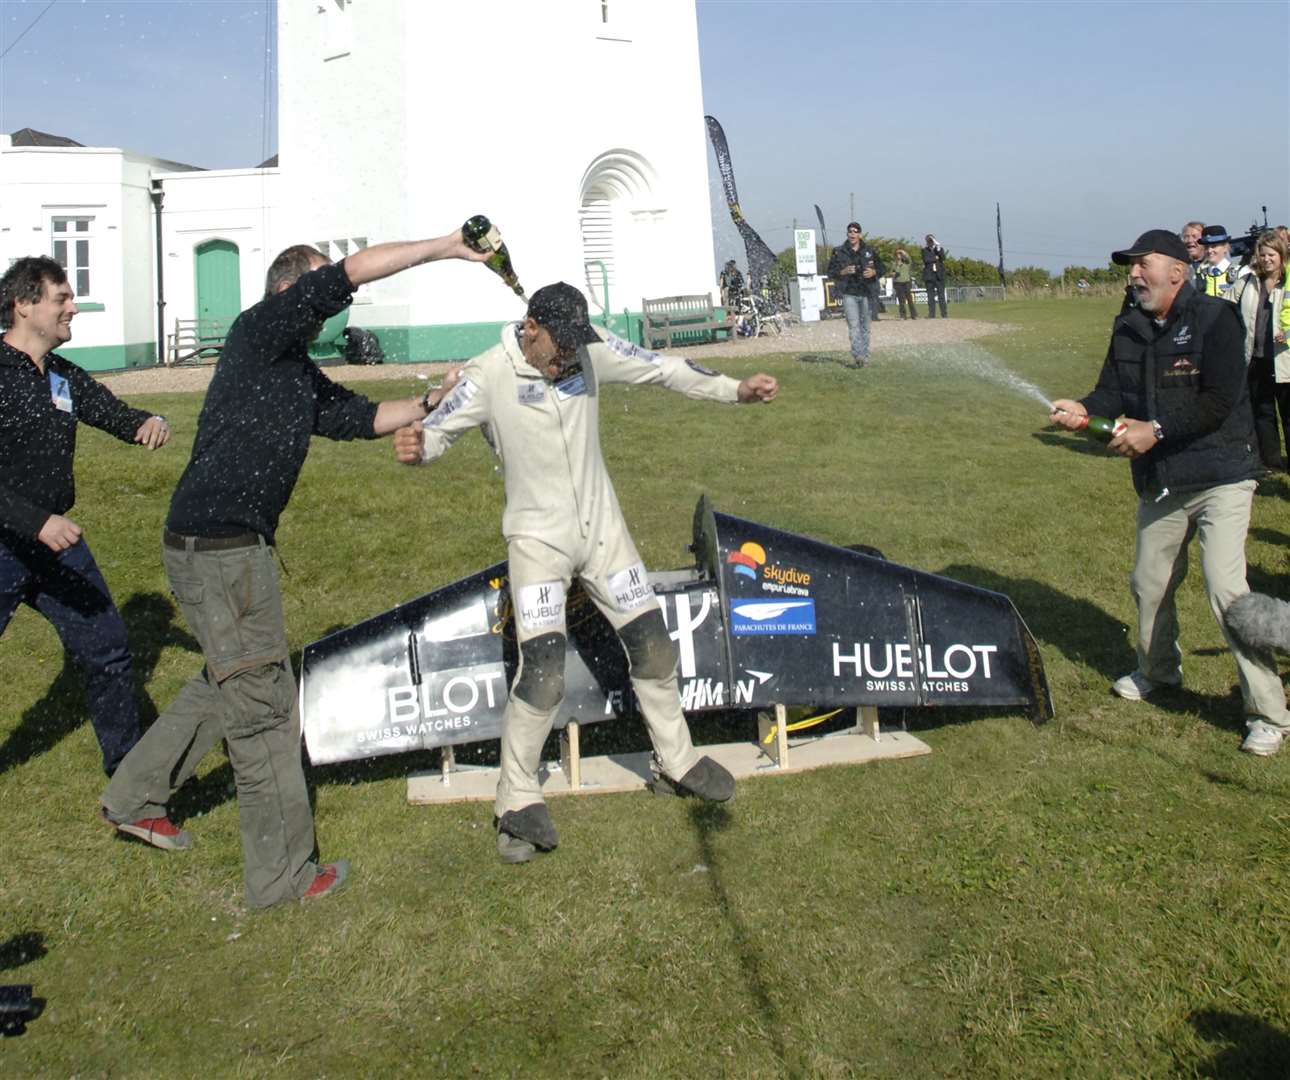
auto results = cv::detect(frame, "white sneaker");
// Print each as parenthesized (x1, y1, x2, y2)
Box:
(1241, 721, 1287, 757)
(1111, 670, 1179, 701)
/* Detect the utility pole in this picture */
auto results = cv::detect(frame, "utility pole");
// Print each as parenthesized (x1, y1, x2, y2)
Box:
(849, 192, 854, 221)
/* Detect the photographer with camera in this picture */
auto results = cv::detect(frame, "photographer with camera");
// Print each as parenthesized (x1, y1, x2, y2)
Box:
(921, 234, 949, 318)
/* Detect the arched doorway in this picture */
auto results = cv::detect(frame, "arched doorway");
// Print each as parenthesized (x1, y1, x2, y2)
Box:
(194, 239, 241, 325)
(578, 150, 659, 318)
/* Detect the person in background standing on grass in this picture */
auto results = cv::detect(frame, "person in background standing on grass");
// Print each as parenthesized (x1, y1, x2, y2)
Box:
(1049, 229, 1289, 756)
(100, 228, 488, 908)
(1198, 225, 1238, 299)
(0, 255, 170, 777)
(827, 223, 885, 368)
(1181, 220, 1206, 292)
(1229, 232, 1290, 473)
(921, 234, 948, 318)
(891, 248, 918, 320)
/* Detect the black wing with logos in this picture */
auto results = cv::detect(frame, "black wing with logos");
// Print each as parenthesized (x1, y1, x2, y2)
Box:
(300, 498, 1051, 766)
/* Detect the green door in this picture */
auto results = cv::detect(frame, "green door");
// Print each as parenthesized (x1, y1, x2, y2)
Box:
(195, 239, 241, 326)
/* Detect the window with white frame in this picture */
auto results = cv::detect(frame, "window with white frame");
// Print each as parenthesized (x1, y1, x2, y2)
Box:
(51, 216, 94, 298)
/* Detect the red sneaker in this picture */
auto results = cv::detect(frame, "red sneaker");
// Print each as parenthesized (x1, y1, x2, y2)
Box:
(301, 860, 351, 900)
(102, 806, 192, 851)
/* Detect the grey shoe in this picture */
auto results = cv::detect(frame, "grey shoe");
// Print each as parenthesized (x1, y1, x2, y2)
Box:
(496, 803, 558, 854)
(496, 831, 537, 864)
(1111, 670, 1180, 701)
(653, 756, 736, 803)
(1241, 721, 1287, 757)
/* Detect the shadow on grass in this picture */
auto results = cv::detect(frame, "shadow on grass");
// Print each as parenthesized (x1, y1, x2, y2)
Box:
(687, 801, 801, 1078)
(1188, 1007, 1290, 1079)
(1030, 430, 1118, 457)
(1249, 526, 1290, 548)
(0, 591, 196, 777)
(941, 563, 1127, 680)
(0, 932, 46, 972)
(940, 564, 1250, 736)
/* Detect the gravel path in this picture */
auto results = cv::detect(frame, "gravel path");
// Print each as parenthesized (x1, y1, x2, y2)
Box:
(99, 314, 1008, 394)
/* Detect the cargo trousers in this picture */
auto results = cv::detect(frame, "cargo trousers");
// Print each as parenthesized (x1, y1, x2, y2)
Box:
(1131, 479, 1290, 727)
(103, 535, 319, 907)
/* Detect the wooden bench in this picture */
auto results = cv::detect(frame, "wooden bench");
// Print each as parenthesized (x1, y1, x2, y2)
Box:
(641, 294, 731, 349)
(166, 317, 231, 366)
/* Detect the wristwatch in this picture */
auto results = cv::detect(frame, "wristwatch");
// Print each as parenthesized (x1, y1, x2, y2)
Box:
(1151, 420, 1164, 442)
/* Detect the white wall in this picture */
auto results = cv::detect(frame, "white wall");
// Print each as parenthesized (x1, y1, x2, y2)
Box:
(279, 0, 717, 326)
(154, 168, 280, 329)
(278, 0, 410, 326)
(0, 145, 138, 351)
(0, 0, 719, 363)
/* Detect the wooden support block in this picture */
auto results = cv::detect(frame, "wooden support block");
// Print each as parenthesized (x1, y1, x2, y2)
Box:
(757, 704, 790, 768)
(559, 720, 581, 792)
(859, 705, 880, 742)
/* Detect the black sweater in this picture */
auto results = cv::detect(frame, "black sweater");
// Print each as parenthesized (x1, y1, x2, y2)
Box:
(0, 341, 150, 538)
(166, 262, 379, 544)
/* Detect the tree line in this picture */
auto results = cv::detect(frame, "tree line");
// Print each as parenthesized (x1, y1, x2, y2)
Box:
(772, 236, 1123, 289)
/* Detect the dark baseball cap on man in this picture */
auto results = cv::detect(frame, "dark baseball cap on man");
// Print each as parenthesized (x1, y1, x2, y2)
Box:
(526, 282, 600, 349)
(1110, 229, 1191, 265)
(1200, 225, 1231, 245)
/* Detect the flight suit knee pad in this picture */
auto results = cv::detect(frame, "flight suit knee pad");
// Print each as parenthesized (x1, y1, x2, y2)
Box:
(617, 609, 678, 681)
(513, 632, 566, 711)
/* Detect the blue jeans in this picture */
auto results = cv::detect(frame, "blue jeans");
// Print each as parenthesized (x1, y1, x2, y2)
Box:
(0, 533, 140, 774)
(841, 293, 870, 361)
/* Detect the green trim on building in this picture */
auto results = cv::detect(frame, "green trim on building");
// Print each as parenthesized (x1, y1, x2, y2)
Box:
(59, 342, 157, 373)
(75, 302, 106, 312)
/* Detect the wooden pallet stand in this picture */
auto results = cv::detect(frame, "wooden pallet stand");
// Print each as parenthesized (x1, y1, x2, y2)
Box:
(406, 705, 931, 805)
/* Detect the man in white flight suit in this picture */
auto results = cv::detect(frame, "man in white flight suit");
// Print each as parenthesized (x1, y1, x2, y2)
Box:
(394, 282, 779, 863)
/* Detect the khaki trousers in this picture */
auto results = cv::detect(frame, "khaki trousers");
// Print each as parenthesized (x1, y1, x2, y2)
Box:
(496, 533, 700, 816)
(1131, 480, 1289, 725)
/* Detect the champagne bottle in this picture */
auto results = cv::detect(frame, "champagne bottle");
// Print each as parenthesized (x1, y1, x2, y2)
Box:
(1075, 414, 1126, 442)
(462, 215, 526, 301)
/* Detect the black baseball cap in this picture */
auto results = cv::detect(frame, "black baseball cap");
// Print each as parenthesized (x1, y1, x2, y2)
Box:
(1111, 229, 1190, 265)
(526, 282, 599, 349)
(1200, 225, 1231, 245)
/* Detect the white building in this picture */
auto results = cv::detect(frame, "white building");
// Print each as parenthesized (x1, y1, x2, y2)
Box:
(0, 1, 718, 371)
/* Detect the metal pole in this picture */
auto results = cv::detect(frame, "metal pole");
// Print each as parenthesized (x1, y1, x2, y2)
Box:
(150, 180, 166, 367)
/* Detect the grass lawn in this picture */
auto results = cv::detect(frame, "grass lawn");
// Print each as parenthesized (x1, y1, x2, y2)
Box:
(2, 297, 1289, 1077)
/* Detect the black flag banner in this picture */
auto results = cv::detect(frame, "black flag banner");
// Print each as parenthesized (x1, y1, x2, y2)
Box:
(814, 204, 829, 252)
(996, 202, 1007, 288)
(705, 115, 778, 291)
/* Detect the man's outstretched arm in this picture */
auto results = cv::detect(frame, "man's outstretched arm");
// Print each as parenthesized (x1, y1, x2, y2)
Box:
(342, 231, 489, 288)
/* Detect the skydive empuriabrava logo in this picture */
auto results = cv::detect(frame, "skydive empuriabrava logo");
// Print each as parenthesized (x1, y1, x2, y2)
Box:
(726, 541, 816, 635)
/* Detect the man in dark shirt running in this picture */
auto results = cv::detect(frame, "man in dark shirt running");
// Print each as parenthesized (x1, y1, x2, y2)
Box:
(0, 256, 170, 777)
(101, 230, 486, 907)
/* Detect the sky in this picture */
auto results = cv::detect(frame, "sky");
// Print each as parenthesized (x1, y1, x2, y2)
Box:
(1, 0, 1287, 274)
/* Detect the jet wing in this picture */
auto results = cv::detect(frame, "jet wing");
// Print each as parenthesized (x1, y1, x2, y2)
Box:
(300, 497, 1051, 766)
